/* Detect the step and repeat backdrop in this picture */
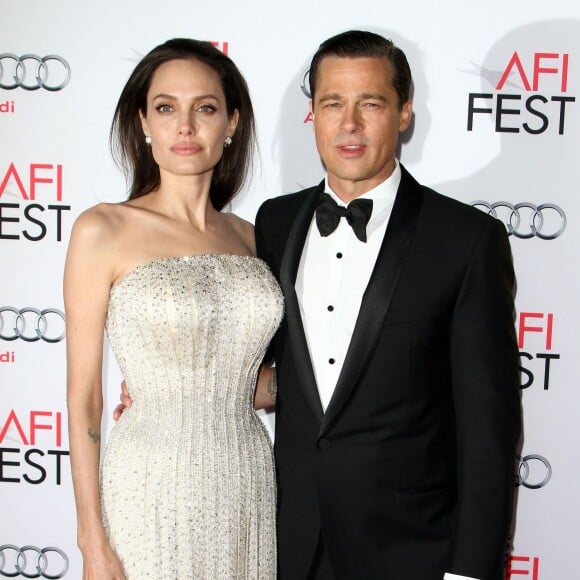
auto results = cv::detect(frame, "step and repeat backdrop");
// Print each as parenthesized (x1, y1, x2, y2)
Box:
(1, 0, 579, 577)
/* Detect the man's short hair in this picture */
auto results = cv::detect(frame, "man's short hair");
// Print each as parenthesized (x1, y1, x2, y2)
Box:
(308, 30, 412, 109)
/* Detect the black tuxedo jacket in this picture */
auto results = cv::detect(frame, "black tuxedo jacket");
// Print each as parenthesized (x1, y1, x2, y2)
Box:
(255, 166, 521, 580)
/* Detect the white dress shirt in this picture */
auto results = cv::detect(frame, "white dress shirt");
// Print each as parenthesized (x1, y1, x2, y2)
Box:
(295, 161, 478, 580)
(296, 163, 400, 410)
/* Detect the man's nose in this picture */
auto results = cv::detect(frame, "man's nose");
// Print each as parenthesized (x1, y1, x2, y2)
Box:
(340, 105, 362, 132)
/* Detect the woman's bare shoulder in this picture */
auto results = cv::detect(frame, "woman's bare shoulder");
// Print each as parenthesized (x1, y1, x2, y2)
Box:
(223, 212, 255, 254)
(71, 202, 139, 240)
(68, 204, 144, 269)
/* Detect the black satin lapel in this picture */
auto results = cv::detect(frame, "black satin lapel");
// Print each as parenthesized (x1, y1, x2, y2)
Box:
(320, 171, 423, 435)
(280, 183, 325, 422)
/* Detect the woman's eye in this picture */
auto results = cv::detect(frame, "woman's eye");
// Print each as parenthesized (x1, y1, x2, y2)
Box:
(156, 104, 173, 113)
(198, 104, 217, 113)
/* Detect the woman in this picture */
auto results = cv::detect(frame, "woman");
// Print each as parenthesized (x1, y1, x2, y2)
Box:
(65, 39, 281, 579)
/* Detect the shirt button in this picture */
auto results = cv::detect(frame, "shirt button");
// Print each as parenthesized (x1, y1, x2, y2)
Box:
(318, 438, 331, 449)
(329, 358, 335, 365)
(336, 252, 343, 259)
(327, 305, 334, 312)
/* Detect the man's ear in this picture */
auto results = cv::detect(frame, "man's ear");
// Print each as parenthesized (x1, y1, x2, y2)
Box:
(399, 101, 412, 132)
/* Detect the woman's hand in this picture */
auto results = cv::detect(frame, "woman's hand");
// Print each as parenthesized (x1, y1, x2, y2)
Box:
(81, 540, 126, 580)
(113, 380, 133, 421)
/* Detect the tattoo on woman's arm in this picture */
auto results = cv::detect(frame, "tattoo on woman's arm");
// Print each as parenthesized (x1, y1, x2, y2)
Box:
(267, 369, 277, 405)
(87, 428, 101, 444)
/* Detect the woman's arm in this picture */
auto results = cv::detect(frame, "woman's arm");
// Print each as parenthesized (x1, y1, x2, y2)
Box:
(225, 215, 277, 412)
(64, 208, 125, 579)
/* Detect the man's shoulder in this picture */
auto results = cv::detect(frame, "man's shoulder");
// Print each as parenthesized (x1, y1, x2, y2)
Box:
(256, 183, 322, 232)
(255, 184, 321, 262)
(422, 186, 497, 229)
(402, 167, 496, 230)
(260, 183, 321, 213)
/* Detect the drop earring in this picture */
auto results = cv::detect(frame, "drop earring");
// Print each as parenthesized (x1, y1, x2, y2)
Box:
(224, 136, 232, 148)
(145, 135, 152, 146)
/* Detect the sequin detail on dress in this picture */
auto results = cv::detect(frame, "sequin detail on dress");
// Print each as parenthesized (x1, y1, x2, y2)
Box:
(101, 255, 283, 579)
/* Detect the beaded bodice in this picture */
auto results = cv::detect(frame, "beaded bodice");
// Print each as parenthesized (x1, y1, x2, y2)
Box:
(100, 254, 283, 578)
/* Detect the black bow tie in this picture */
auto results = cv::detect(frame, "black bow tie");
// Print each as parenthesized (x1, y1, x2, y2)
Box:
(315, 192, 373, 242)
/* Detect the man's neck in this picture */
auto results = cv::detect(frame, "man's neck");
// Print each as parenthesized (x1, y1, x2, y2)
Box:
(327, 161, 399, 203)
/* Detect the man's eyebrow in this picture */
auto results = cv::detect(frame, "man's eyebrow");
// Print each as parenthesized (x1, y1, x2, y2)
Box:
(317, 92, 387, 103)
(317, 93, 343, 103)
(359, 92, 387, 102)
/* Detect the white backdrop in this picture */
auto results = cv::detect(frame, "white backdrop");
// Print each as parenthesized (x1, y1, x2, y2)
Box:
(1, 1, 579, 578)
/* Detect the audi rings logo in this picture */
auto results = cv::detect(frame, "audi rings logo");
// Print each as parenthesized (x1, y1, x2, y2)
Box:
(517, 454, 552, 489)
(300, 68, 311, 98)
(0, 545, 68, 579)
(0, 54, 71, 91)
(471, 201, 566, 239)
(0, 308, 65, 343)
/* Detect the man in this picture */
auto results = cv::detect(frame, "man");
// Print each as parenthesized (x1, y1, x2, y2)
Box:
(254, 30, 521, 580)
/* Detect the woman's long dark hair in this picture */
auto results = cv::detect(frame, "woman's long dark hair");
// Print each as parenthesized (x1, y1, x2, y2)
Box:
(110, 38, 256, 210)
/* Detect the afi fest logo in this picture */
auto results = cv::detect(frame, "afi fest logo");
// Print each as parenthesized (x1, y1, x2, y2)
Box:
(0, 409, 69, 485)
(468, 51, 575, 134)
(506, 555, 540, 579)
(209, 41, 229, 55)
(0, 162, 71, 242)
(518, 312, 560, 391)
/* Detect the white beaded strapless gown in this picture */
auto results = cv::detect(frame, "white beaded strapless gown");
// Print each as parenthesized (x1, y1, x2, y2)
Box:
(101, 254, 283, 579)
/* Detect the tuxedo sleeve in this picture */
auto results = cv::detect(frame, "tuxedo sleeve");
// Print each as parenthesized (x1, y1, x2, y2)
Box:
(447, 218, 521, 579)
(254, 200, 268, 261)
(254, 199, 276, 270)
